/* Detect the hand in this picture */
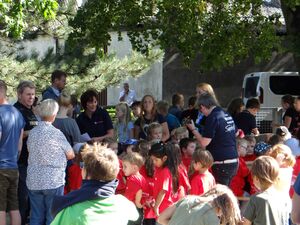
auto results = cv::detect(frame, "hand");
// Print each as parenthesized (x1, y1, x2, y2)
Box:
(186, 119, 196, 131)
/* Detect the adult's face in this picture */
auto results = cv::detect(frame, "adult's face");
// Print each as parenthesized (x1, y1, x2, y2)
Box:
(18, 87, 35, 108)
(85, 96, 98, 113)
(294, 99, 300, 112)
(54, 76, 67, 91)
(143, 96, 154, 113)
(199, 105, 209, 117)
(124, 83, 129, 92)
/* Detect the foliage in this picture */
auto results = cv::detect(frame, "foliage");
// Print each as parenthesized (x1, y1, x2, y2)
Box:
(0, 45, 164, 98)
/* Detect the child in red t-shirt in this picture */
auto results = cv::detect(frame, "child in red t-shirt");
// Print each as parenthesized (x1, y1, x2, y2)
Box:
(230, 138, 256, 197)
(123, 152, 148, 225)
(242, 135, 257, 162)
(189, 150, 215, 195)
(179, 138, 196, 170)
(149, 142, 185, 217)
(64, 143, 84, 194)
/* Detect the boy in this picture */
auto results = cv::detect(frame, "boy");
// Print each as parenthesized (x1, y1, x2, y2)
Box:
(131, 101, 141, 120)
(243, 135, 257, 162)
(230, 138, 255, 197)
(242, 156, 290, 225)
(147, 122, 163, 143)
(235, 98, 260, 136)
(179, 138, 196, 170)
(51, 144, 138, 225)
(190, 150, 215, 195)
(171, 126, 189, 144)
(157, 100, 180, 132)
(123, 152, 148, 225)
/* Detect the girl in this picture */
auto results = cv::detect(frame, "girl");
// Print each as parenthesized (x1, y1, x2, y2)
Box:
(149, 142, 185, 217)
(227, 97, 245, 121)
(134, 95, 170, 142)
(158, 184, 241, 225)
(115, 102, 134, 143)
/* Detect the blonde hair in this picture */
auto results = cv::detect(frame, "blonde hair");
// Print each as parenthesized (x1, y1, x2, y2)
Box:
(147, 122, 162, 137)
(268, 144, 295, 168)
(251, 156, 279, 188)
(122, 152, 144, 168)
(81, 143, 119, 181)
(172, 126, 188, 139)
(115, 102, 132, 134)
(192, 150, 214, 168)
(58, 89, 72, 107)
(236, 138, 248, 148)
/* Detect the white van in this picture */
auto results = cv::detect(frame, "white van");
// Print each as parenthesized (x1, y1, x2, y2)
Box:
(242, 72, 300, 133)
(242, 72, 300, 108)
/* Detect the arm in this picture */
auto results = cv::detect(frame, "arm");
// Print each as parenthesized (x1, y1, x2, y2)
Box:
(283, 116, 292, 130)
(161, 122, 170, 142)
(135, 189, 143, 208)
(91, 129, 114, 143)
(65, 150, 75, 160)
(251, 128, 259, 136)
(154, 190, 166, 216)
(133, 125, 140, 139)
(158, 204, 176, 225)
(187, 120, 211, 148)
(129, 127, 134, 139)
(18, 129, 24, 153)
(240, 218, 252, 225)
(23, 130, 30, 139)
(292, 191, 300, 224)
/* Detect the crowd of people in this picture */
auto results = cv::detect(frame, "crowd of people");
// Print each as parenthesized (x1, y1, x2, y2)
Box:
(1, 70, 300, 225)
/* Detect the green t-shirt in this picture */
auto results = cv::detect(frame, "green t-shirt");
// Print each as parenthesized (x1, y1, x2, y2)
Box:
(51, 195, 139, 225)
(169, 196, 220, 225)
(243, 187, 290, 225)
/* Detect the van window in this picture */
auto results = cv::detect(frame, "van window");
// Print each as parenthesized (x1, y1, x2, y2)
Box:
(270, 76, 300, 95)
(245, 77, 259, 98)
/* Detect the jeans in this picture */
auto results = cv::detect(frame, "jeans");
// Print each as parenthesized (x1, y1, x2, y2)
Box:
(28, 186, 64, 225)
(211, 162, 238, 186)
(18, 164, 29, 225)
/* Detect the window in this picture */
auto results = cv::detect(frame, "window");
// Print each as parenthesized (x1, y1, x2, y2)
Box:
(270, 76, 300, 95)
(245, 77, 259, 98)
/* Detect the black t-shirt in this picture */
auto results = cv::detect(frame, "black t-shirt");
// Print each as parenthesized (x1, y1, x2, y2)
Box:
(181, 108, 198, 123)
(234, 110, 257, 135)
(13, 101, 38, 166)
(76, 107, 113, 138)
(203, 107, 238, 161)
(283, 107, 299, 133)
(134, 113, 166, 139)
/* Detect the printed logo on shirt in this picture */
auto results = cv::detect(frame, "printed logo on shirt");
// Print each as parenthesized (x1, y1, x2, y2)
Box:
(29, 121, 38, 126)
(94, 121, 104, 125)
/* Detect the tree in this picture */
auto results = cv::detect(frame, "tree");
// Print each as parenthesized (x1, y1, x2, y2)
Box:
(69, 0, 300, 71)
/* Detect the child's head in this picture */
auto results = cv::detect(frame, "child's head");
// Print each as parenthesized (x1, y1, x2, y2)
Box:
(187, 96, 197, 108)
(236, 138, 248, 157)
(172, 126, 189, 142)
(172, 93, 184, 108)
(131, 101, 141, 118)
(135, 140, 151, 158)
(275, 126, 291, 142)
(81, 143, 119, 181)
(281, 95, 294, 110)
(192, 150, 214, 172)
(244, 135, 256, 155)
(122, 152, 144, 177)
(115, 102, 131, 121)
(254, 141, 271, 156)
(102, 137, 118, 154)
(156, 100, 169, 117)
(201, 185, 241, 225)
(147, 122, 163, 142)
(246, 98, 260, 115)
(179, 138, 196, 158)
(251, 156, 279, 191)
(267, 134, 283, 146)
(268, 144, 295, 168)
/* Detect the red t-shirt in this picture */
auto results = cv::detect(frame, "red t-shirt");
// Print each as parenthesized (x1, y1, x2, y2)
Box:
(178, 164, 191, 194)
(124, 172, 148, 203)
(153, 167, 175, 214)
(116, 159, 126, 194)
(230, 157, 255, 196)
(64, 163, 82, 194)
(181, 156, 192, 171)
(139, 165, 156, 219)
(190, 170, 215, 195)
(290, 157, 300, 197)
(243, 154, 257, 162)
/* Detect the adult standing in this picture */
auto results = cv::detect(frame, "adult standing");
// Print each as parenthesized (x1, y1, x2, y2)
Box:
(119, 83, 137, 106)
(0, 80, 25, 225)
(187, 93, 238, 185)
(134, 95, 170, 142)
(42, 70, 67, 101)
(76, 89, 114, 142)
(13, 81, 38, 225)
(26, 99, 74, 225)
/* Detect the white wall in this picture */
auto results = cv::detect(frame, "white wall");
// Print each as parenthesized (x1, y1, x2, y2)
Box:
(107, 32, 163, 105)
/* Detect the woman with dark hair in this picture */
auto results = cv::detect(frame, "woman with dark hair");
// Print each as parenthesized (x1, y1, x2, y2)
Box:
(133, 95, 169, 141)
(281, 95, 297, 132)
(76, 89, 114, 143)
(227, 98, 244, 121)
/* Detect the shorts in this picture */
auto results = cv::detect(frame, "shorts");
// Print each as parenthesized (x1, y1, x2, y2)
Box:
(0, 169, 19, 211)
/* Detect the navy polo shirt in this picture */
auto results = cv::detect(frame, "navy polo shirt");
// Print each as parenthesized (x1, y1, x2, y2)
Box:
(234, 110, 257, 135)
(76, 107, 113, 138)
(203, 107, 238, 161)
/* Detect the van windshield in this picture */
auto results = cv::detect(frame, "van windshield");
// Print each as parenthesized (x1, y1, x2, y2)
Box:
(245, 77, 259, 98)
(270, 76, 300, 95)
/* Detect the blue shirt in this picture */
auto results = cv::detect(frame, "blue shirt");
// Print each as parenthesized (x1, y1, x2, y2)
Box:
(166, 113, 180, 131)
(203, 107, 238, 161)
(294, 174, 300, 195)
(0, 105, 25, 169)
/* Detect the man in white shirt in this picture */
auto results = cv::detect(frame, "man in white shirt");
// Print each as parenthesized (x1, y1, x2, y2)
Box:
(119, 83, 137, 106)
